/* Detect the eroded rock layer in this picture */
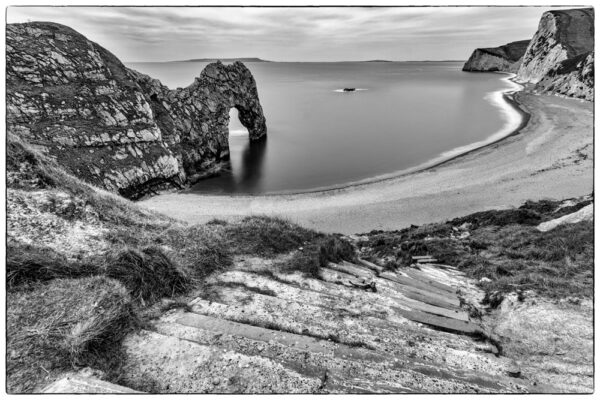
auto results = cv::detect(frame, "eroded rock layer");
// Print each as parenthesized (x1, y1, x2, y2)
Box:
(517, 8, 594, 83)
(462, 40, 530, 73)
(6, 22, 267, 199)
(462, 8, 594, 101)
(535, 51, 594, 101)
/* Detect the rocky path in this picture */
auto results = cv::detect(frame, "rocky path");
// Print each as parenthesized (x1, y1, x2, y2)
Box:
(113, 254, 552, 393)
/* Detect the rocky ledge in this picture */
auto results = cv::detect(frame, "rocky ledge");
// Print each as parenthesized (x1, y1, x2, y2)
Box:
(6, 22, 267, 199)
(463, 8, 594, 101)
(462, 40, 530, 73)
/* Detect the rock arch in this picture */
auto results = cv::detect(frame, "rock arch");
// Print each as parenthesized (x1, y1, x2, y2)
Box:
(134, 61, 267, 182)
(6, 21, 268, 198)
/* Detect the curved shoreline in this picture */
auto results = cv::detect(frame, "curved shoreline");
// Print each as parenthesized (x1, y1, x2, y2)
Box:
(187, 73, 529, 198)
(141, 92, 593, 234)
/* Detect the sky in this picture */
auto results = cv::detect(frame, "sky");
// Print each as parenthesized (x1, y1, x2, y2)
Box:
(6, 6, 571, 62)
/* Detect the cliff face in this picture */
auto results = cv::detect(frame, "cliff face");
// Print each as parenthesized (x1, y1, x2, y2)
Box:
(535, 51, 594, 100)
(6, 22, 266, 199)
(462, 40, 530, 72)
(517, 8, 594, 83)
(463, 8, 594, 101)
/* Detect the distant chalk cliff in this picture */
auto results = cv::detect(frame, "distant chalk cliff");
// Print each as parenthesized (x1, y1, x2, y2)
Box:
(462, 40, 530, 73)
(463, 8, 594, 101)
(6, 22, 267, 199)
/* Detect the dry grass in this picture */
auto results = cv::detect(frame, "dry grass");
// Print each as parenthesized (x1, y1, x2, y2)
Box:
(361, 197, 594, 302)
(104, 246, 191, 305)
(6, 277, 134, 393)
(7, 240, 99, 288)
(278, 235, 357, 279)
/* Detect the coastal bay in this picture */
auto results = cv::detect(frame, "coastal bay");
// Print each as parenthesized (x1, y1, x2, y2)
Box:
(140, 91, 593, 233)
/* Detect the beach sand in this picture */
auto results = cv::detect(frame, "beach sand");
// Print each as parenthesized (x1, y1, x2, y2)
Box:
(140, 92, 593, 234)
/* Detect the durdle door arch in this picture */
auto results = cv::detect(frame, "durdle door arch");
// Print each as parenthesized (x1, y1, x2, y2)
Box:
(136, 60, 268, 182)
(6, 21, 269, 199)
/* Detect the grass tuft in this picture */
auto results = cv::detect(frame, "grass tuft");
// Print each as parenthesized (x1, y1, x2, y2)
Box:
(7, 241, 98, 289)
(7, 276, 134, 393)
(104, 246, 190, 305)
(279, 235, 356, 278)
(223, 216, 318, 256)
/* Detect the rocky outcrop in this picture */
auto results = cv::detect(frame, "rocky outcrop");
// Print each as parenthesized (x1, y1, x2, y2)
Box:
(463, 8, 594, 101)
(6, 22, 266, 199)
(517, 8, 594, 83)
(462, 40, 530, 72)
(535, 51, 594, 100)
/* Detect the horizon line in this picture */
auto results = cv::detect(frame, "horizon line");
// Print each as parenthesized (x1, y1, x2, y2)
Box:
(126, 59, 468, 63)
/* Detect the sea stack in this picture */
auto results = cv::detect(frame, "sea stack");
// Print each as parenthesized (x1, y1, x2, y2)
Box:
(6, 22, 267, 199)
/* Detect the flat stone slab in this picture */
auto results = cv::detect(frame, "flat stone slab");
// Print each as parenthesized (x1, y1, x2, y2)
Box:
(378, 273, 461, 309)
(357, 258, 384, 273)
(328, 262, 374, 279)
(393, 307, 483, 336)
(177, 312, 332, 355)
(403, 269, 457, 294)
(42, 376, 142, 393)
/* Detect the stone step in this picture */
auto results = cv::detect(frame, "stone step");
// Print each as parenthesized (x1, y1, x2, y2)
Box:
(327, 262, 374, 279)
(392, 307, 483, 336)
(216, 269, 491, 350)
(381, 270, 458, 297)
(119, 329, 322, 393)
(319, 267, 468, 322)
(166, 312, 420, 370)
(357, 258, 384, 273)
(156, 313, 516, 393)
(403, 268, 457, 294)
(176, 311, 333, 355)
(190, 292, 379, 350)
(378, 272, 462, 309)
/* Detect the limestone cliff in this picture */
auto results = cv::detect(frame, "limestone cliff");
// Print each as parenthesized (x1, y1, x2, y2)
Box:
(462, 40, 530, 72)
(463, 8, 594, 101)
(517, 8, 594, 83)
(535, 51, 594, 101)
(6, 22, 267, 199)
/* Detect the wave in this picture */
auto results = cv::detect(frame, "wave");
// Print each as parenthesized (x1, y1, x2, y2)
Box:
(438, 74, 523, 159)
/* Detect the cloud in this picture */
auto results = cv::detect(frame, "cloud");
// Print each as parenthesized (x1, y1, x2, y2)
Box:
(6, 6, 567, 61)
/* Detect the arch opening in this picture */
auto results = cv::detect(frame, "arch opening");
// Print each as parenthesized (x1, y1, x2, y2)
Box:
(224, 106, 267, 192)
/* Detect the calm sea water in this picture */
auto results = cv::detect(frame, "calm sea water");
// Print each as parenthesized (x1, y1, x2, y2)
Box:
(127, 61, 520, 194)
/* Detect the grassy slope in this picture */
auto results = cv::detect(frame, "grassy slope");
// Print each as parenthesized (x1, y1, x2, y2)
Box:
(360, 197, 593, 303)
(6, 134, 352, 392)
(6, 132, 593, 392)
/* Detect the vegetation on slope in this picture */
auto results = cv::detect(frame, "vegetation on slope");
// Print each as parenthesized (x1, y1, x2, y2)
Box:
(7, 132, 593, 392)
(6, 134, 354, 392)
(360, 197, 593, 303)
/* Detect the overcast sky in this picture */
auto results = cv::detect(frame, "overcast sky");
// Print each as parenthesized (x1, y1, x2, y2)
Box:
(7, 6, 569, 62)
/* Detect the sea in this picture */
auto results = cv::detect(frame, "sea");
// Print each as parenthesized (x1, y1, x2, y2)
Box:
(127, 61, 522, 195)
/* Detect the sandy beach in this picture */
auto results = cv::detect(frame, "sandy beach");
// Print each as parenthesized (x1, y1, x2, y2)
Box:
(140, 91, 593, 234)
